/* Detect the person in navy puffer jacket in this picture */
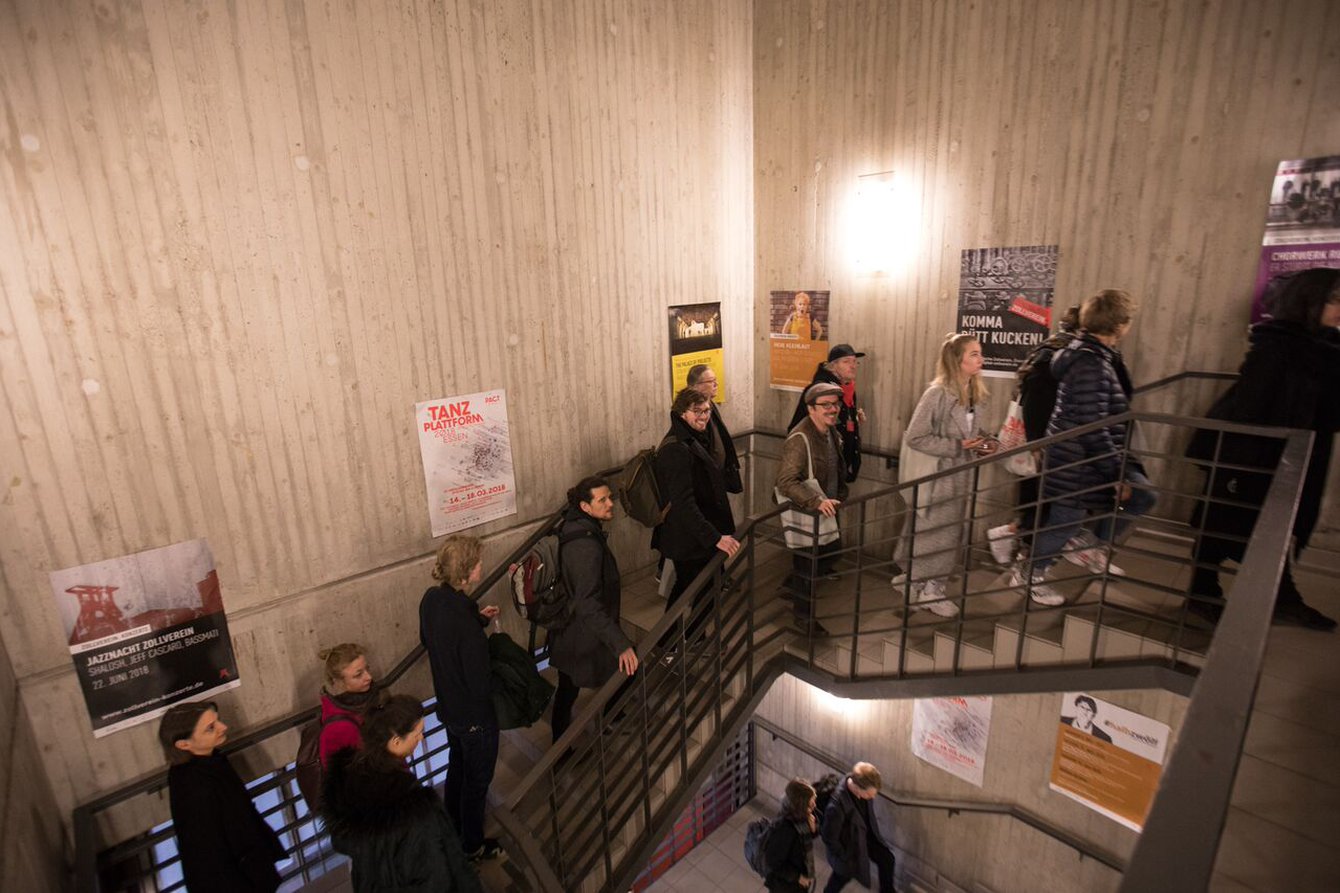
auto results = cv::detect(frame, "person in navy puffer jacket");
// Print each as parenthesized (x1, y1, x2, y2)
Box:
(1012, 289, 1156, 605)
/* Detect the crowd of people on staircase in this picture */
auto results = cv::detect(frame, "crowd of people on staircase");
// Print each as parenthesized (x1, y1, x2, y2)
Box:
(156, 269, 1338, 892)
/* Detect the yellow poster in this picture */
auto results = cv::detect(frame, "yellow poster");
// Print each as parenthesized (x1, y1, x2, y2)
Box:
(1048, 692, 1169, 831)
(769, 290, 830, 391)
(667, 303, 726, 402)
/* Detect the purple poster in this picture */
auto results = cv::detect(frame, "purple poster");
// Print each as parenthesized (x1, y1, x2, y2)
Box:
(1252, 156, 1340, 322)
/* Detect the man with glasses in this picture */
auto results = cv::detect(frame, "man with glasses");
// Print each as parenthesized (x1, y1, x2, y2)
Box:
(652, 387, 741, 651)
(686, 364, 742, 494)
(789, 344, 867, 482)
(776, 382, 849, 636)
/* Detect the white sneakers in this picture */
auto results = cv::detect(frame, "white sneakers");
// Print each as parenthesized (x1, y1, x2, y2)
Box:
(1008, 564, 1066, 606)
(911, 578, 960, 617)
(1061, 534, 1126, 576)
(893, 575, 961, 617)
(987, 524, 1017, 564)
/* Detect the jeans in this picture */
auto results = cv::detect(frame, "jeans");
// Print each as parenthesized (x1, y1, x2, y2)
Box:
(443, 721, 499, 852)
(1032, 470, 1156, 575)
(823, 832, 896, 893)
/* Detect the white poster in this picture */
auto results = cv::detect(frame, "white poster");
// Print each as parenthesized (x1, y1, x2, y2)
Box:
(1049, 692, 1170, 831)
(416, 389, 518, 537)
(911, 696, 992, 787)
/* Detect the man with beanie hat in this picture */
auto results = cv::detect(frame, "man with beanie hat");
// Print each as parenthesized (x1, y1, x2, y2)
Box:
(789, 344, 867, 482)
(775, 381, 849, 636)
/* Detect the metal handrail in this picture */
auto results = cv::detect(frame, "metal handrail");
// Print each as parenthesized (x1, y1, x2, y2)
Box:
(751, 715, 1125, 873)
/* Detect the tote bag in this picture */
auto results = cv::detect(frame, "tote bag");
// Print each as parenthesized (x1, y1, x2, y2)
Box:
(996, 399, 1038, 476)
(774, 431, 840, 550)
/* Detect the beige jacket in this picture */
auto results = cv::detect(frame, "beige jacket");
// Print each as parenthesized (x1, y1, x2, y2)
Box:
(775, 417, 849, 508)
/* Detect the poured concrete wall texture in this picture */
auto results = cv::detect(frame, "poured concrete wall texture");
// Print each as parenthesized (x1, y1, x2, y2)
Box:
(2, 0, 1339, 888)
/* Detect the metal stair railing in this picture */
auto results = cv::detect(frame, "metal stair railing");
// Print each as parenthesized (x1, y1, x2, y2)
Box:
(495, 405, 1308, 892)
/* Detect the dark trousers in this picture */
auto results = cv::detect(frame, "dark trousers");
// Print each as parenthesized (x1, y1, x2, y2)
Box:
(781, 538, 842, 620)
(1189, 468, 1303, 607)
(823, 833, 896, 893)
(662, 554, 715, 647)
(550, 670, 637, 744)
(444, 721, 499, 852)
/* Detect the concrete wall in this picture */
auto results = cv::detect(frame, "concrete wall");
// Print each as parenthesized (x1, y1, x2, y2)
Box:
(752, 0, 1340, 540)
(0, 0, 754, 871)
(753, 673, 1188, 893)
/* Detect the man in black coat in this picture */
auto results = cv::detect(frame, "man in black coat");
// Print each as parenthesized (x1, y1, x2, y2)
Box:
(547, 476, 639, 742)
(788, 344, 867, 482)
(821, 762, 895, 893)
(653, 388, 740, 646)
(686, 363, 743, 493)
(419, 536, 503, 862)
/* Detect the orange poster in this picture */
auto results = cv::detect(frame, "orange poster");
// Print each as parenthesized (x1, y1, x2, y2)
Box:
(768, 290, 830, 390)
(1048, 692, 1170, 831)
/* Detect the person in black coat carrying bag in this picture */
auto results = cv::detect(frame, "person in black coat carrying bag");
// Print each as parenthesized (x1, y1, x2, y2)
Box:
(822, 762, 896, 893)
(652, 388, 740, 645)
(546, 475, 639, 742)
(419, 535, 503, 863)
(159, 701, 285, 893)
(765, 779, 820, 892)
(788, 344, 867, 483)
(1186, 268, 1340, 631)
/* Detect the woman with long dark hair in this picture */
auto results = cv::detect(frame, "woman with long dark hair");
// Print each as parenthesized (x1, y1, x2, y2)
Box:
(322, 694, 482, 892)
(160, 701, 285, 892)
(764, 778, 819, 892)
(1188, 268, 1340, 630)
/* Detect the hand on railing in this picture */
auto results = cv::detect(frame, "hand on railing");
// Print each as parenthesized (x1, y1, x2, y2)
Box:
(716, 535, 741, 556)
(815, 498, 841, 517)
(617, 647, 639, 676)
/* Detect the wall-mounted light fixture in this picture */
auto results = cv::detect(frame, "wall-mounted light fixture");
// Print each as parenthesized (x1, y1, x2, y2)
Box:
(850, 170, 918, 275)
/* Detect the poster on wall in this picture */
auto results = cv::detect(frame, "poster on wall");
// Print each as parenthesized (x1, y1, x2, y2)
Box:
(1048, 692, 1170, 831)
(49, 539, 240, 738)
(416, 389, 518, 537)
(668, 303, 725, 401)
(1251, 155, 1340, 322)
(957, 245, 1058, 377)
(911, 696, 992, 787)
(769, 290, 831, 391)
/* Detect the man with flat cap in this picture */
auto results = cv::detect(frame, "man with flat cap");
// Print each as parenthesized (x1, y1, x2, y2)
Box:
(789, 344, 867, 482)
(776, 382, 850, 636)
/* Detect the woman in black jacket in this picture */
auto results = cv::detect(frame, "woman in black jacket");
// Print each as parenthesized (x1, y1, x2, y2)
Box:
(765, 779, 818, 892)
(1187, 268, 1340, 630)
(652, 387, 740, 643)
(322, 695, 482, 892)
(159, 701, 285, 893)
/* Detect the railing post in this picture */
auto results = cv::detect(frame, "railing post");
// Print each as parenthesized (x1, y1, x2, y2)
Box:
(850, 500, 867, 679)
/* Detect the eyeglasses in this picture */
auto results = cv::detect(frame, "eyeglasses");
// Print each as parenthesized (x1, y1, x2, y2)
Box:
(688, 407, 712, 416)
(813, 401, 841, 411)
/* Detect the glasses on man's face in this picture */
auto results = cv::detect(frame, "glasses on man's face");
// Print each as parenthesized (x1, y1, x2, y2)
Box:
(689, 407, 713, 416)
(814, 401, 841, 411)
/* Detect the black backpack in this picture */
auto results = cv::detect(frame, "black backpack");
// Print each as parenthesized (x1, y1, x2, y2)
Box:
(744, 816, 778, 878)
(508, 529, 591, 629)
(294, 713, 357, 813)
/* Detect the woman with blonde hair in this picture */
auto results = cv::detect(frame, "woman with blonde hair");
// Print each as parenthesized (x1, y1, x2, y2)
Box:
(895, 333, 998, 616)
(418, 534, 503, 863)
(317, 642, 382, 767)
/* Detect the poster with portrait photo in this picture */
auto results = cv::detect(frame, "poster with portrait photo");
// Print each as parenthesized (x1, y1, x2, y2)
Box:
(1251, 156, 1340, 322)
(1049, 692, 1169, 831)
(769, 290, 831, 391)
(957, 246, 1058, 377)
(49, 539, 240, 737)
(668, 302, 725, 402)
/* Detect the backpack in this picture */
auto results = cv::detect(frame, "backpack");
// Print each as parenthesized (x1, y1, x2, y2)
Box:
(617, 446, 670, 528)
(509, 529, 590, 629)
(294, 713, 357, 813)
(743, 816, 777, 878)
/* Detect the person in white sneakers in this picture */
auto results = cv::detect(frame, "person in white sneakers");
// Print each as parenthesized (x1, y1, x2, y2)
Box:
(1013, 289, 1155, 606)
(986, 307, 1125, 577)
(895, 333, 998, 617)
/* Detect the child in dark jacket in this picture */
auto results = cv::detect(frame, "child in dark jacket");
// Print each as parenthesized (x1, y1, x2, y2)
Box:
(322, 695, 482, 893)
(765, 779, 819, 892)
